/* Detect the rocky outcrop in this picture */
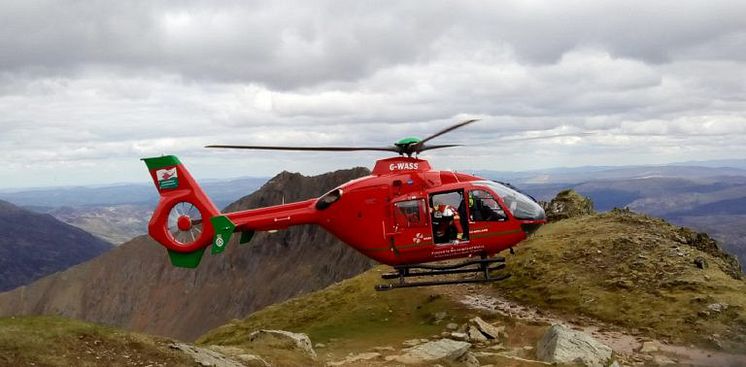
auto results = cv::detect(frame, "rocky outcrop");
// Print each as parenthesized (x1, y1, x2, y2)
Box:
(674, 226, 741, 279)
(543, 189, 594, 222)
(248, 330, 316, 358)
(392, 338, 471, 364)
(0, 168, 374, 340)
(169, 343, 252, 367)
(470, 316, 506, 340)
(0, 199, 112, 292)
(536, 324, 612, 367)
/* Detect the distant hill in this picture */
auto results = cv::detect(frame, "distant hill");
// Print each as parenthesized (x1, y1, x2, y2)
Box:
(0, 176, 268, 209)
(0, 176, 268, 246)
(0, 168, 373, 341)
(44, 204, 153, 245)
(0, 200, 112, 292)
(476, 163, 746, 185)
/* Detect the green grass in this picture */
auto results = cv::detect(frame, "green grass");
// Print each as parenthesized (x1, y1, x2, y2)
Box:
(0, 316, 194, 367)
(199, 269, 473, 347)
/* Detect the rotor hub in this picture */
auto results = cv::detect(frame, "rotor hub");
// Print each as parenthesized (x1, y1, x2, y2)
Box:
(177, 215, 192, 231)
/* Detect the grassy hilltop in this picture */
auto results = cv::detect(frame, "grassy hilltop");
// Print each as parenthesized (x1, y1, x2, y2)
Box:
(501, 208, 745, 350)
(199, 205, 746, 365)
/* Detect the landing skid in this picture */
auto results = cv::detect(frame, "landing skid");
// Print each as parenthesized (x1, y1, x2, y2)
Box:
(374, 256, 510, 291)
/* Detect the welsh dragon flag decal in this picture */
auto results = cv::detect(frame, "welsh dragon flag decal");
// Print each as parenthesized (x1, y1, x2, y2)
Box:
(156, 167, 179, 190)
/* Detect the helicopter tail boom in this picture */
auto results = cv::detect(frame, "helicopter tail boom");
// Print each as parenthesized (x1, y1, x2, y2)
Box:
(142, 155, 221, 268)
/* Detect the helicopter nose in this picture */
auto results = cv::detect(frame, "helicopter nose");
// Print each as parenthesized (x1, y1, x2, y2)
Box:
(520, 205, 546, 235)
(520, 221, 544, 235)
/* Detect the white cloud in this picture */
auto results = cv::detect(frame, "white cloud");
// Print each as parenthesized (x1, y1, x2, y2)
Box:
(0, 0, 745, 188)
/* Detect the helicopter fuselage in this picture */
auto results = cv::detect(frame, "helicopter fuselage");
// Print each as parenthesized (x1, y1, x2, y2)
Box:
(221, 156, 546, 265)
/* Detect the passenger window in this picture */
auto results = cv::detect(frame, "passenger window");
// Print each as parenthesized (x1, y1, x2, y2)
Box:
(469, 190, 507, 221)
(394, 200, 427, 227)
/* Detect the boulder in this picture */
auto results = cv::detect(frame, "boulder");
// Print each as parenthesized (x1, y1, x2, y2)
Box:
(536, 324, 612, 367)
(638, 341, 659, 353)
(468, 325, 488, 342)
(543, 190, 594, 222)
(248, 329, 316, 358)
(393, 338, 471, 364)
(457, 351, 480, 367)
(470, 317, 505, 340)
(168, 343, 246, 367)
(707, 303, 728, 313)
(450, 332, 469, 341)
(206, 346, 271, 367)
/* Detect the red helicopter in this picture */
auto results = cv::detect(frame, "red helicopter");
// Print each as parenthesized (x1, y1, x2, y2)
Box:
(142, 119, 546, 290)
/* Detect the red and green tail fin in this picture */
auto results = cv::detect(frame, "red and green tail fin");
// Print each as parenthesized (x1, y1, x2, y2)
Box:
(142, 155, 223, 268)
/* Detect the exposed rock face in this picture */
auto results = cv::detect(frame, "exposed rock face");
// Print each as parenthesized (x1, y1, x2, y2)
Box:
(674, 226, 741, 279)
(248, 329, 316, 358)
(0, 199, 112, 292)
(467, 325, 488, 342)
(0, 168, 374, 340)
(543, 189, 594, 222)
(536, 324, 612, 367)
(393, 338, 471, 364)
(470, 316, 505, 340)
(168, 343, 248, 367)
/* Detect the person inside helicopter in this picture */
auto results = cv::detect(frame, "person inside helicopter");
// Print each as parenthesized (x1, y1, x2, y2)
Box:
(431, 192, 466, 244)
(469, 189, 508, 221)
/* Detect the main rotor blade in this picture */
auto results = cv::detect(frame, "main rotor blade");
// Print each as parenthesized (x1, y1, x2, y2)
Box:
(418, 144, 462, 152)
(493, 132, 594, 142)
(205, 145, 398, 152)
(416, 119, 479, 148)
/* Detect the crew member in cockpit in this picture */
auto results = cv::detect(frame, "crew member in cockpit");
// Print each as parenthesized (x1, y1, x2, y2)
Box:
(432, 199, 464, 244)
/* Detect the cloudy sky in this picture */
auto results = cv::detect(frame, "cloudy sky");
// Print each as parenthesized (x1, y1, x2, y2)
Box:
(1, 1, 745, 189)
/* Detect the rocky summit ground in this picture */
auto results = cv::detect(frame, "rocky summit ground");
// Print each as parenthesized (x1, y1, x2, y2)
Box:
(500, 208, 745, 351)
(196, 201, 746, 367)
(4, 190, 745, 367)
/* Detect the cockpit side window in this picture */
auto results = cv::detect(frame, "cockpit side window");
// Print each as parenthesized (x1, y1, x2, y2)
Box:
(394, 199, 427, 228)
(469, 190, 508, 221)
(480, 181, 546, 221)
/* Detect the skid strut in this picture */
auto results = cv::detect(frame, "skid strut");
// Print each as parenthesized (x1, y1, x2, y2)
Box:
(374, 256, 510, 291)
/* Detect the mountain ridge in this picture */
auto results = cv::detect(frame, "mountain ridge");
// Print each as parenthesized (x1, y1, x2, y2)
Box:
(0, 168, 374, 340)
(0, 199, 112, 292)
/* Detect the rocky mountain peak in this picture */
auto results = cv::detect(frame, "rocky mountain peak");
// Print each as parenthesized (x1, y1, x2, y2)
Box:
(0, 167, 374, 340)
(542, 189, 595, 222)
(226, 167, 370, 212)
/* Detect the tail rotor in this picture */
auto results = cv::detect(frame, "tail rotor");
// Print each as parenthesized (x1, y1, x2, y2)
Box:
(167, 201, 205, 247)
(142, 155, 220, 268)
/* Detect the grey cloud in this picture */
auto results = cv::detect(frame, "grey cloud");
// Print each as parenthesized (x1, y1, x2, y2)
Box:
(1, 1, 745, 188)
(2, 1, 745, 89)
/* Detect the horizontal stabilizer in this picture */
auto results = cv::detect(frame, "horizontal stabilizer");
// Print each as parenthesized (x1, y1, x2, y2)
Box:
(240, 231, 255, 245)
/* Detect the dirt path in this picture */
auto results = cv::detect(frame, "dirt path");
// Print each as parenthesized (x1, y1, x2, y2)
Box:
(444, 283, 746, 366)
